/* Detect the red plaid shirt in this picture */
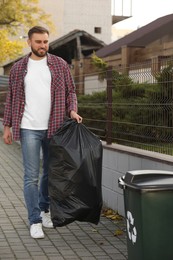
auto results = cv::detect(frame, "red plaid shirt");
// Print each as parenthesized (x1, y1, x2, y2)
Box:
(3, 53, 78, 140)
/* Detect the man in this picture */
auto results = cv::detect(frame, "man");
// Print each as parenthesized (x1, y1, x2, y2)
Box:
(3, 26, 82, 239)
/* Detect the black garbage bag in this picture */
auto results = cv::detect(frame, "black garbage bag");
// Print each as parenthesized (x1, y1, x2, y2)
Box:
(48, 118, 103, 227)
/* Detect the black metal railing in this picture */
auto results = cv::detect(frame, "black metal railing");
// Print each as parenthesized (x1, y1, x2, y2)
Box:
(1, 58, 173, 155)
(77, 58, 173, 155)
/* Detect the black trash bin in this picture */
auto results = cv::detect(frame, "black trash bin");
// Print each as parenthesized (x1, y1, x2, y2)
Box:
(118, 170, 173, 260)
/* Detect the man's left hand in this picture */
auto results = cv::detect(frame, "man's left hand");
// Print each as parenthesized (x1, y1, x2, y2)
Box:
(70, 110, 83, 123)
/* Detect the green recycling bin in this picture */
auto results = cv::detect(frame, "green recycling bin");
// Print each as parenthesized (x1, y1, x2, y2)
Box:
(118, 170, 173, 260)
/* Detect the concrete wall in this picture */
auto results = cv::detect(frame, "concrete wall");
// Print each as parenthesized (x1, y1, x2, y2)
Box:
(1, 119, 173, 218)
(102, 142, 173, 216)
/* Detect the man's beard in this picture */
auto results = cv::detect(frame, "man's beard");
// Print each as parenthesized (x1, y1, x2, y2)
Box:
(31, 46, 47, 57)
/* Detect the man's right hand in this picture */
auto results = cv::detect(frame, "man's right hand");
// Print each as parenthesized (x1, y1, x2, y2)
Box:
(3, 126, 12, 144)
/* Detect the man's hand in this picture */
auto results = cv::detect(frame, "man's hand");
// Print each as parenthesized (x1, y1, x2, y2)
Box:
(3, 126, 12, 144)
(70, 110, 82, 123)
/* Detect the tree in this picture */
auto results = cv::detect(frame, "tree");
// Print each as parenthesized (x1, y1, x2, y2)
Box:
(0, 29, 24, 64)
(0, 0, 54, 64)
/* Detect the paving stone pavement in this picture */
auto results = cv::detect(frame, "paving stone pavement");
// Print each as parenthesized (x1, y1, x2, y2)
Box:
(0, 132, 128, 260)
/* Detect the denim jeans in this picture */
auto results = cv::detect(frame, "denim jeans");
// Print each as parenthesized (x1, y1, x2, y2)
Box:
(20, 129, 50, 225)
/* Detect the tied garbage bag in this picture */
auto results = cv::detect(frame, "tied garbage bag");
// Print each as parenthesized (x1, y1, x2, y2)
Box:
(48, 118, 103, 227)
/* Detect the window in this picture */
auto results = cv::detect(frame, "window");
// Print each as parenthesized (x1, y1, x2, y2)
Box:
(94, 27, 101, 34)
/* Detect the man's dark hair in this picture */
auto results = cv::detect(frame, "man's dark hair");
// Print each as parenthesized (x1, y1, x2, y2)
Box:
(28, 26, 49, 39)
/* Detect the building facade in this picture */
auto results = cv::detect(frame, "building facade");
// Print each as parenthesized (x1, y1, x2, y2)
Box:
(39, 0, 112, 44)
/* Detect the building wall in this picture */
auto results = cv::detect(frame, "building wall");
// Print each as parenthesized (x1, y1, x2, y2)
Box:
(39, 0, 112, 44)
(84, 75, 107, 94)
(102, 34, 173, 68)
(38, 0, 64, 42)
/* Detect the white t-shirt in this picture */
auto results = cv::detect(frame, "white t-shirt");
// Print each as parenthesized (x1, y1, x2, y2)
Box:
(20, 57, 51, 130)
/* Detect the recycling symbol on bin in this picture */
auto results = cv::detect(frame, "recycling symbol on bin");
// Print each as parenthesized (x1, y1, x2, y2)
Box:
(126, 211, 137, 244)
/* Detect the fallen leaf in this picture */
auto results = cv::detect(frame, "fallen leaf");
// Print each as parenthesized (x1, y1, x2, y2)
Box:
(91, 228, 98, 232)
(114, 230, 123, 236)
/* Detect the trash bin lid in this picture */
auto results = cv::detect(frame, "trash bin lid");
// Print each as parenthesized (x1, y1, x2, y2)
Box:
(120, 170, 173, 191)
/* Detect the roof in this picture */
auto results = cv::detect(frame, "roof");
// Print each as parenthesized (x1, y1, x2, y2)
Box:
(50, 29, 105, 50)
(96, 13, 173, 58)
(49, 29, 106, 63)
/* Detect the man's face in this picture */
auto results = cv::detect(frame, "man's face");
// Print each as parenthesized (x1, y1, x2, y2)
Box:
(27, 32, 49, 58)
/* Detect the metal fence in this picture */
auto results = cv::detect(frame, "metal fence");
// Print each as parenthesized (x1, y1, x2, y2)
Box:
(1, 58, 173, 155)
(0, 75, 9, 89)
(77, 57, 173, 155)
(0, 75, 8, 118)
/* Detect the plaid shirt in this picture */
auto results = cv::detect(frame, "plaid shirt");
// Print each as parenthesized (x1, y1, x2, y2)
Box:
(3, 53, 78, 140)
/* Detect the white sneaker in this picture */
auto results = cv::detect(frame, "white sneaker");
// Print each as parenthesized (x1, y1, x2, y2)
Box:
(30, 223, 44, 239)
(41, 211, 53, 228)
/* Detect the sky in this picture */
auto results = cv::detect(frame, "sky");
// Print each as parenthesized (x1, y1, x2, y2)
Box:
(113, 0, 173, 30)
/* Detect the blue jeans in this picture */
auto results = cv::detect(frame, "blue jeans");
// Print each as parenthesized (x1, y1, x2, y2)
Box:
(20, 129, 50, 225)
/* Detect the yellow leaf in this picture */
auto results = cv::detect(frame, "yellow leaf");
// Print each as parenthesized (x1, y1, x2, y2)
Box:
(106, 214, 115, 219)
(102, 208, 114, 216)
(114, 230, 123, 236)
(102, 208, 123, 222)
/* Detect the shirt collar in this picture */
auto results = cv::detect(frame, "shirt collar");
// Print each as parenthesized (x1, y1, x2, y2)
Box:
(24, 52, 53, 65)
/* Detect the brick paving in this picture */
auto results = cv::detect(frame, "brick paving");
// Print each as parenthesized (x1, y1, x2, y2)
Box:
(0, 132, 127, 260)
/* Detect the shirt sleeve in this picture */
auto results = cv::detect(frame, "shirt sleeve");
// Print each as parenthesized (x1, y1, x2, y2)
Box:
(64, 62, 78, 115)
(3, 70, 13, 127)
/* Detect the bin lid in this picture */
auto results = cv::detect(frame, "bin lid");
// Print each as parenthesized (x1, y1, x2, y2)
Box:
(120, 170, 173, 191)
